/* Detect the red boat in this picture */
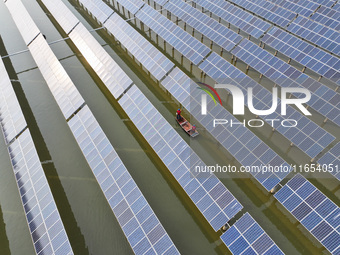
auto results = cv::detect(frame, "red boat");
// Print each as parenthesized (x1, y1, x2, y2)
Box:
(176, 116, 199, 137)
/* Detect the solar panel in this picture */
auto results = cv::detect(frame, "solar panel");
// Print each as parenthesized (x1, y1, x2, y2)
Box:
(310, 6, 340, 31)
(274, 174, 340, 254)
(115, 0, 145, 14)
(135, 5, 211, 65)
(68, 105, 179, 255)
(261, 27, 340, 86)
(190, 0, 271, 39)
(287, 16, 340, 56)
(198, 52, 335, 159)
(162, 67, 291, 191)
(318, 143, 340, 181)
(7, 129, 73, 255)
(333, 3, 340, 12)
(267, 0, 319, 17)
(5, 0, 40, 45)
(68, 23, 133, 99)
(118, 85, 243, 231)
(231, 39, 340, 126)
(228, 0, 296, 27)
(221, 213, 284, 255)
(78, 0, 114, 23)
(163, 0, 243, 51)
(40, 0, 79, 34)
(0, 58, 27, 144)
(102, 13, 175, 80)
(309, 0, 335, 7)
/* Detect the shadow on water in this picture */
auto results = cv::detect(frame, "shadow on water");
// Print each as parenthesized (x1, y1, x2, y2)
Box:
(0, 204, 10, 255)
(0, 36, 89, 255)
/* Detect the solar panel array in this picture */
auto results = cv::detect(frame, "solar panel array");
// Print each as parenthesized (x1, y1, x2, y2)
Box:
(228, 0, 296, 27)
(190, 0, 271, 39)
(261, 27, 340, 86)
(7, 130, 74, 255)
(115, 0, 144, 15)
(198, 52, 335, 158)
(267, 0, 319, 17)
(68, 105, 179, 255)
(103, 13, 175, 80)
(0, 58, 27, 144)
(163, 0, 243, 51)
(119, 85, 243, 231)
(310, 6, 340, 31)
(135, 4, 211, 65)
(287, 16, 340, 56)
(231, 40, 340, 126)
(221, 213, 284, 255)
(309, 0, 335, 7)
(274, 174, 340, 254)
(79, 0, 114, 23)
(162, 67, 291, 191)
(318, 143, 340, 181)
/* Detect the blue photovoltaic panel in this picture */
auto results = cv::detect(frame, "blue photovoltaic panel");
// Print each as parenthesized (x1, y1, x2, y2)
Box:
(78, 0, 114, 23)
(228, 0, 296, 27)
(318, 143, 340, 181)
(118, 85, 243, 231)
(267, 0, 319, 17)
(310, 6, 340, 31)
(333, 3, 340, 11)
(68, 106, 179, 255)
(275, 174, 340, 254)
(198, 52, 335, 158)
(261, 27, 340, 86)
(115, 0, 144, 14)
(309, 0, 335, 7)
(191, 0, 271, 39)
(135, 5, 211, 65)
(221, 213, 284, 255)
(103, 13, 175, 80)
(5, 0, 40, 45)
(151, 0, 168, 5)
(0, 58, 27, 144)
(162, 68, 291, 191)
(163, 0, 242, 51)
(287, 16, 340, 56)
(231, 39, 340, 126)
(7, 130, 73, 255)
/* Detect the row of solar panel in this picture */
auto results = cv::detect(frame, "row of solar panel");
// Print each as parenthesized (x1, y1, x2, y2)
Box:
(198, 52, 335, 158)
(231, 39, 340, 126)
(274, 174, 340, 254)
(318, 143, 340, 181)
(261, 27, 340, 86)
(221, 212, 284, 255)
(118, 85, 243, 231)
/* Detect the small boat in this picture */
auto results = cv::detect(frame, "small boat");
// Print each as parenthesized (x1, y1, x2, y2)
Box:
(176, 116, 199, 137)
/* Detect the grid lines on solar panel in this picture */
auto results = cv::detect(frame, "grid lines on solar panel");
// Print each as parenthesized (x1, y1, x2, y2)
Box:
(190, 0, 271, 39)
(163, 0, 242, 51)
(68, 23, 133, 99)
(8, 129, 73, 255)
(103, 13, 175, 80)
(231, 39, 340, 126)
(118, 85, 243, 231)
(227, 0, 296, 27)
(221, 212, 284, 255)
(318, 142, 340, 181)
(5, 0, 40, 45)
(274, 174, 340, 254)
(68, 105, 179, 255)
(261, 27, 340, 86)
(198, 52, 335, 158)
(115, 0, 145, 15)
(310, 6, 340, 31)
(39, 0, 79, 34)
(78, 0, 114, 23)
(0, 58, 27, 144)
(309, 0, 335, 7)
(267, 0, 319, 17)
(135, 4, 211, 65)
(287, 16, 340, 56)
(162, 67, 291, 191)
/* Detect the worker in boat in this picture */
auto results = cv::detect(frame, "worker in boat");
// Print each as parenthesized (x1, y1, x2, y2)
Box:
(191, 124, 196, 132)
(176, 108, 182, 120)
